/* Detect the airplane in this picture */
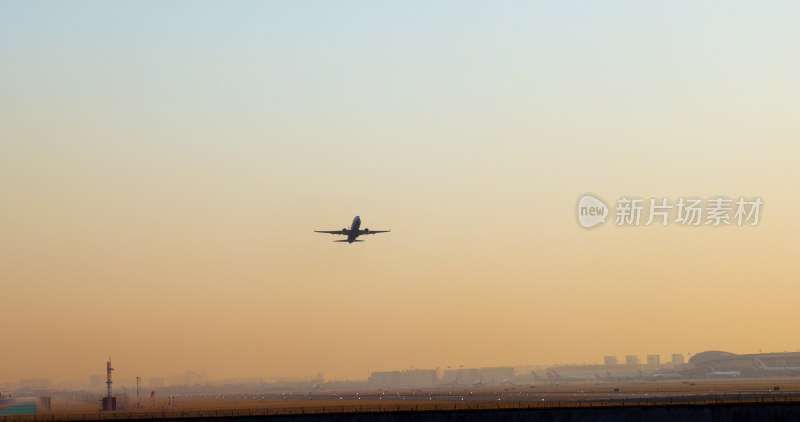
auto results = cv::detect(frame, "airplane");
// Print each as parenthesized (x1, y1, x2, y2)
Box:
(707, 367, 740, 377)
(314, 216, 390, 243)
(546, 369, 599, 381)
(755, 358, 800, 373)
(599, 369, 678, 381)
(636, 369, 682, 380)
(603, 370, 640, 381)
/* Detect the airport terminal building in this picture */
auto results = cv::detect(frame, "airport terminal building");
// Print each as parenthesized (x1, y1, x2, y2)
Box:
(689, 351, 800, 376)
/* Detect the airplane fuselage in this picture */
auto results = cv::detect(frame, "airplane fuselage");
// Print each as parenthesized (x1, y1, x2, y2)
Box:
(707, 369, 740, 377)
(346, 216, 361, 243)
(756, 359, 800, 373)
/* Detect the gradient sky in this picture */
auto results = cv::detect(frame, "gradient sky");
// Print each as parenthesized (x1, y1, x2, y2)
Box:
(1, 1, 799, 384)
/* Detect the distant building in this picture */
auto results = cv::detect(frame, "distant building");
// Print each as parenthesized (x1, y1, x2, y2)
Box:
(166, 371, 207, 386)
(442, 368, 479, 385)
(367, 370, 399, 386)
(19, 378, 51, 390)
(399, 369, 437, 386)
(647, 354, 660, 367)
(690, 350, 800, 375)
(368, 369, 437, 387)
(148, 378, 164, 389)
(604, 356, 618, 366)
(671, 354, 685, 366)
(441, 367, 513, 385)
(480, 367, 514, 383)
(1, 381, 18, 391)
(625, 355, 639, 365)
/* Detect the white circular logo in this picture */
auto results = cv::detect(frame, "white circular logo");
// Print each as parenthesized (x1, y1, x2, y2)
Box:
(577, 195, 608, 228)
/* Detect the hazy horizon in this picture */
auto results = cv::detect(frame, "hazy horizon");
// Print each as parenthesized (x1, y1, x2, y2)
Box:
(5, 348, 782, 387)
(2, 1, 799, 384)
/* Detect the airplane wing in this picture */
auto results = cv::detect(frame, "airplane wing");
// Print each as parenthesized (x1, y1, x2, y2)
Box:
(314, 230, 347, 235)
(359, 229, 390, 235)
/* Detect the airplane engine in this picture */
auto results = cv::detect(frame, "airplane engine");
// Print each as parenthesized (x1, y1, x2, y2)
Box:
(364, 228, 369, 234)
(342, 228, 348, 234)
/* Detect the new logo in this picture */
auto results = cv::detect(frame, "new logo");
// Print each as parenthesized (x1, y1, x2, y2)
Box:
(577, 194, 608, 228)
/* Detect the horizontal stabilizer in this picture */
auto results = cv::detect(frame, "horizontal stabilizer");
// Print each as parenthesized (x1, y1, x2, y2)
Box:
(334, 240, 364, 242)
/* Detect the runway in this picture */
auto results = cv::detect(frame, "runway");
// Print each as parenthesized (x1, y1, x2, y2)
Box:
(2, 378, 798, 421)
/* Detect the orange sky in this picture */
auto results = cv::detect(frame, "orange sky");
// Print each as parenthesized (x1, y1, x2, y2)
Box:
(1, 2, 799, 384)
